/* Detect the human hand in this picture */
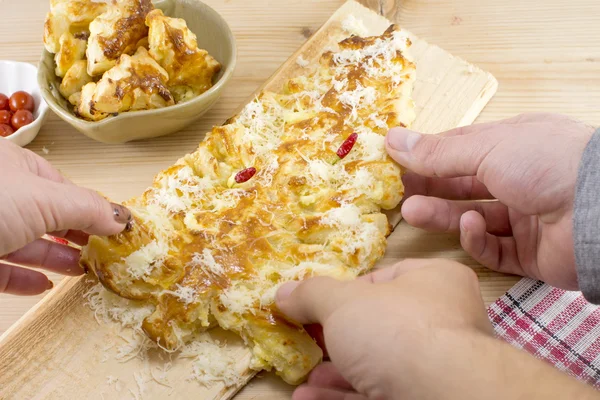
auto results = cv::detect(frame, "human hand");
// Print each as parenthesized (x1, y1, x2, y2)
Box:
(0, 139, 131, 295)
(276, 259, 598, 400)
(386, 114, 596, 290)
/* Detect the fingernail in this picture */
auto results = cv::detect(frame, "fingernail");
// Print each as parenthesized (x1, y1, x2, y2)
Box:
(387, 128, 421, 152)
(47, 280, 54, 290)
(276, 281, 301, 302)
(111, 203, 132, 225)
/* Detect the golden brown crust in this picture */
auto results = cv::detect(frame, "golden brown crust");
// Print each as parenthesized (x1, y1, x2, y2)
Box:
(86, 0, 153, 76)
(146, 9, 221, 102)
(77, 47, 174, 121)
(43, 0, 109, 54)
(99, 0, 152, 60)
(81, 24, 416, 385)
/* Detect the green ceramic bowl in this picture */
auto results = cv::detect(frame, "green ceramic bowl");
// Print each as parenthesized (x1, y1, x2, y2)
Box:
(37, 0, 236, 144)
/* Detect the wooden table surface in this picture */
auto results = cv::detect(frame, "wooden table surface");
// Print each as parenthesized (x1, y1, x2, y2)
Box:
(1, 0, 599, 397)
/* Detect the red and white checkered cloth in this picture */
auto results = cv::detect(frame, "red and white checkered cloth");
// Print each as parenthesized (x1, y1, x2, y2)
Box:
(489, 278, 600, 388)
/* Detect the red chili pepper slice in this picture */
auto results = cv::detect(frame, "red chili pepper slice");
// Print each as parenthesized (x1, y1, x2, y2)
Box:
(235, 167, 257, 183)
(336, 132, 358, 159)
(47, 235, 69, 245)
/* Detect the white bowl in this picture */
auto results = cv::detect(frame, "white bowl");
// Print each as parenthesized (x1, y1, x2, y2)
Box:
(0, 60, 49, 147)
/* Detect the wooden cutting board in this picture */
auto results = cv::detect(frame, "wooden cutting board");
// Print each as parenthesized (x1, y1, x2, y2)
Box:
(0, 1, 497, 399)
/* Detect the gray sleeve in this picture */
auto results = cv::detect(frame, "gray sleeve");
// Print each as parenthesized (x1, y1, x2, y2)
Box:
(574, 128, 600, 304)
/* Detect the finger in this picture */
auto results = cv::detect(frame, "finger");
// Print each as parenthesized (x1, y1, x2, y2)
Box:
(402, 171, 493, 200)
(358, 258, 438, 283)
(293, 386, 366, 400)
(0, 262, 52, 295)
(401, 196, 511, 236)
(2, 239, 84, 276)
(36, 180, 132, 236)
(386, 121, 509, 178)
(307, 362, 353, 391)
(459, 211, 525, 276)
(276, 277, 358, 325)
(20, 148, 73, 184)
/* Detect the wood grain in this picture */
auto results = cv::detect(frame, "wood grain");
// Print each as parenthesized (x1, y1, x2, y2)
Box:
(0, 0, 598, 397)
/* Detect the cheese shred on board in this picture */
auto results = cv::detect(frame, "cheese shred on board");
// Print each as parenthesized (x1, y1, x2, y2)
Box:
(81, 19, 416, 386)
(85, 281, 244, 391)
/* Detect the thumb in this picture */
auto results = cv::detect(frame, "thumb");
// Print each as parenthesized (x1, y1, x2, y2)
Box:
(38, 180, 132, 236)
(276, 277, 360, 325)
(385, 123, 505, 178)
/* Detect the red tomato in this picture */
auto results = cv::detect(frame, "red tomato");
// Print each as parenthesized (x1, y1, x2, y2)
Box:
(0, 110, 11, 125)
(0, 94, 8, 111)
(11, 109, 34, 130)
(9, 91, 34, 112)
(0, 124, 14, 137)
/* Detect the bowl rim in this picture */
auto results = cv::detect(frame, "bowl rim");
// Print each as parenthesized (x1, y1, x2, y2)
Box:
(0, 60, 49, 145)
(38, 0, 237, 129)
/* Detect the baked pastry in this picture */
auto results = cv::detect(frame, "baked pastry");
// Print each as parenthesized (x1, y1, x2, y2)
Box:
(86, 0, 153, 76)
(43, 0, 109, 54)
(59, 60, 93, 105)
(77, 47, 174, 121)
(80, 25, 415, 384)
(54, 32, 88, 78)
(146, 9, 221, 102)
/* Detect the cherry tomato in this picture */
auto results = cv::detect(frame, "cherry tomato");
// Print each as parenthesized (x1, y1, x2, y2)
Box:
(11, 109, 34, 130)
(0, 124, 14, 137)
(0, 110, 11, 125)
(9, 91, 34, 112)
(0, 94, 8, 111)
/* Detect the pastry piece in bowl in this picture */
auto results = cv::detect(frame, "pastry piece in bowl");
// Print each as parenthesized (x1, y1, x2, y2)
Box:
(146, 9, 221, 103)
(86, 0, 153, 77)
(59, 60, 93, 105)
(54, 32, 88, 78)
(77, 47, 174, 121)
(43, 0, 109, 54)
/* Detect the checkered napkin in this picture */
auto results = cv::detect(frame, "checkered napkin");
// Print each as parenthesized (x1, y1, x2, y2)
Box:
(488, 278, 600, 388)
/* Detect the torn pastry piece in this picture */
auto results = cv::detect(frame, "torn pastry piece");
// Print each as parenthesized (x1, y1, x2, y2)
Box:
(43, 0, 109, 54)
(146, 9, 221, 103)
(77, 47, 174, 121)
(54, 32, 88, 78)
(86, 0, 153, 77)
(135, 36, 149, 50)
(81, 24, 415, 385)
(59, 60, 93, 105)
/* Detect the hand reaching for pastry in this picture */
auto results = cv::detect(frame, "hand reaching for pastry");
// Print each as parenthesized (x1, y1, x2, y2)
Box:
(276, 259, 597, 400)
(386, 114, 595, 290)
(0, 139, 130, 295)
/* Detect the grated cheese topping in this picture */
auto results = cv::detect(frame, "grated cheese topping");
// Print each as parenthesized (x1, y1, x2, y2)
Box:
(296, 55, 310, 67)
(124, 240, 170, 280)
(180, 334, 244, 387)
(338, 83, 378, 120)
(342, 14, 369, 36)
(162, 284, 197, 305)
(190, 249, 225, 276)
(86, 281, 247, 392)
(81, 18, 416, 386)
